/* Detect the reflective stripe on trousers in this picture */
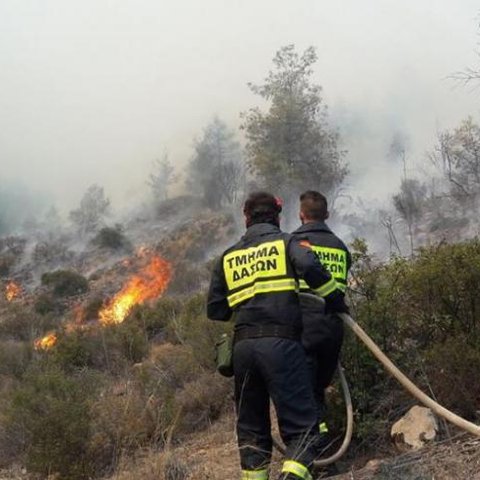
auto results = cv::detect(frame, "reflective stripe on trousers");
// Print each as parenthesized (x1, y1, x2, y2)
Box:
(241, 468, 269, 479)
(281, 460, 312, 480)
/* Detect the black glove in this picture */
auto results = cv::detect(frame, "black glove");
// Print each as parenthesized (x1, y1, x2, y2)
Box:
(324, 290, 349, 314)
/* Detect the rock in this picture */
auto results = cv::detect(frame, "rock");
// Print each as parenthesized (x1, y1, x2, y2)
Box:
(391, 405, 438, 451)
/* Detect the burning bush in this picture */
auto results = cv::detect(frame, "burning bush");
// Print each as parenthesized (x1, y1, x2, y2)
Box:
(99, 255, 171, 325)
(4, 281, 21, 301)
(41, 269, 89, 297)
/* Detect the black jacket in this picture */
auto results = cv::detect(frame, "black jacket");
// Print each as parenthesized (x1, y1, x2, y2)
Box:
(292, 221, 351, 292)
(292, 221, 351, 351)
(207, 223, 339, 333)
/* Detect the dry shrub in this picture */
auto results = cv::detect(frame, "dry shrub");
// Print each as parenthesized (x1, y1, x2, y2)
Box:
(90, 346, 202, 467)
(0, 253, 16, 277)
(0, 340, 31, 378)
(158, 211, 236, 263)
(167, 261, 210, 295)
(165, 294, 232, 370)
(113, 449, 190, 480)
(0, 303, 60, 341)
(32, 239, 74, 266)
(89, 380, 156, 468)
(174, 372, 231, 436)
(146, 343, 202, 389)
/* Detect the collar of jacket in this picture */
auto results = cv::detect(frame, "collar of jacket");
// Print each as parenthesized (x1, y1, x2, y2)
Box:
(242, 223, 281, 240)
(293, 221, 332, 234)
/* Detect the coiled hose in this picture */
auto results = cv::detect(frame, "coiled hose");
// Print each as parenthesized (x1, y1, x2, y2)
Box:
(273, 293, 480, 467)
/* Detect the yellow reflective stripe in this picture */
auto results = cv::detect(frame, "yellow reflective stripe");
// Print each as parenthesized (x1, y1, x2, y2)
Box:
(298, 279, 309, 291)
(227, 279, 297, 307)
(319, 422, 329, 433)
(314, 277, 338, 297)
(281, 460, 312, 480)
(241, 468, 268, 480)
(299, 278, 346, 293)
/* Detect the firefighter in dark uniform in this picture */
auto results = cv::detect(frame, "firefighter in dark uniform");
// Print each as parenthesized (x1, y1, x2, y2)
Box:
(292, 190, 352, 455)
(207, 192, 348, 480)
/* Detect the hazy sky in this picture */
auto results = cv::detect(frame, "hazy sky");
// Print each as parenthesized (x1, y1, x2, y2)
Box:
(1, 0, 480, 212)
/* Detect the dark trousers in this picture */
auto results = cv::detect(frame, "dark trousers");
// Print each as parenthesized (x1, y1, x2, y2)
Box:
(303, 314, 344, 424)
(233, 337, 318, 471)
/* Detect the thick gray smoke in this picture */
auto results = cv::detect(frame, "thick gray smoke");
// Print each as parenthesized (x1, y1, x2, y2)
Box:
(1, 0, 480, 257)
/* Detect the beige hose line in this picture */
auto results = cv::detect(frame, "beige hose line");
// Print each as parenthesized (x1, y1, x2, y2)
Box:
(314, 361, 354, 467)
(338, 311, 480, 437)
(272, 361, 353, 467)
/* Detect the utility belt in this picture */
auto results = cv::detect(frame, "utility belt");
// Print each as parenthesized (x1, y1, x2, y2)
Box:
(234, 324, 301, 344)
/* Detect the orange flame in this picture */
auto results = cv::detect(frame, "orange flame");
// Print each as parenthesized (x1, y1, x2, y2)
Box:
(99, 256, 172, 325)
(5, 281, 21, 302)
(34, 333, 58, 351)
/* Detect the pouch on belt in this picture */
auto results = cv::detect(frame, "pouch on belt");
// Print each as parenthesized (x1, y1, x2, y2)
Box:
(215, 333, 234, 377)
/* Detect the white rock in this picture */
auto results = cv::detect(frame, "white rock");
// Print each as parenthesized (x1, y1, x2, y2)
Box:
(391, 405, 438, 451)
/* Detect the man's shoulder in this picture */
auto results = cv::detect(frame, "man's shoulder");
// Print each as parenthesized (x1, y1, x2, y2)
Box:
(222, 229, 291, 254)
(292, 223, 349, 252)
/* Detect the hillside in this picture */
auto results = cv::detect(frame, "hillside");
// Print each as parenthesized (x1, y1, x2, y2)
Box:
(1, 202, 480, 479)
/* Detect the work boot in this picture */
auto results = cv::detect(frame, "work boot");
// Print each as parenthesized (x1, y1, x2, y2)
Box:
(277, 474, 302, 480)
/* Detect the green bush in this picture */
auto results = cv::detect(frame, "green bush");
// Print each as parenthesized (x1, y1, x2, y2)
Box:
(34, 292, 61, 315)
(92, 225, 132, 251)
(342, 237, 480, 451)
(51, 321, 149, 373)
(5, 363, 101, 479)
(41, 269, 89, 297)
(128, 297, 182, 340)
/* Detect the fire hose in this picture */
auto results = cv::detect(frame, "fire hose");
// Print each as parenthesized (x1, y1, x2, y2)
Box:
(273, 293, 480, 466)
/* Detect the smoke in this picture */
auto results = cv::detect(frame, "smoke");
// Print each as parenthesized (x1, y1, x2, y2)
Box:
(1, 0, 480, 258)
(0, 180, 51, 235)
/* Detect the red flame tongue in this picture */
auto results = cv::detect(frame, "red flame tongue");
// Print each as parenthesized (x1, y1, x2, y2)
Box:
(34, 333, 57, 350)
(99, 256, 172, 325)
(5, 281, 21, 302)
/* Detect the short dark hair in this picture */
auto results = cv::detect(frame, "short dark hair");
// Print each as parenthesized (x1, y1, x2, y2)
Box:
(243, 191, 282, 226)
(299, 190, 328, 221)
